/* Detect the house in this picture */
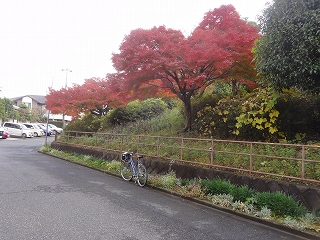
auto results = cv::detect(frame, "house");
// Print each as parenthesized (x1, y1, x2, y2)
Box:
(11, 95, 71, 122)
(12, 95, 47, 113)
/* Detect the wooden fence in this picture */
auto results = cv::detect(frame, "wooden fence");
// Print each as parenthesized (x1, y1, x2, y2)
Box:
(57, 131, 320, 184)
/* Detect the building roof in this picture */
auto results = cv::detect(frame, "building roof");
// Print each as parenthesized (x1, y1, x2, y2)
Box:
(12, 95, 46, 104)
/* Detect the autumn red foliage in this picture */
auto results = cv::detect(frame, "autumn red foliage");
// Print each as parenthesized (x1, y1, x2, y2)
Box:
(112, 5, 260, 131)
(70, 76, 126, 116)
(46, 87, 77, 117)
(46, 5, 259, 130)
(45, 74, 126, 117)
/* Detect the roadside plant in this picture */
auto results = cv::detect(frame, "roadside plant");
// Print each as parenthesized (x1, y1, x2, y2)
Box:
(39, 144, 51, 153)
(201, 178, 235, 195)
(230, 185, 257, 203)
(255, 206, 272, 220)
(178, 181, 204, 198)
(284, 216, 305, 230)
(254, 191, 307, 218)
(161, 171, 178, 189)
(300, 212, 319, 226)
(231, 200, 247, 212)
(148, 171, 179, 189)
(211, 194, 234, 207)
(104, 160, 121, 174)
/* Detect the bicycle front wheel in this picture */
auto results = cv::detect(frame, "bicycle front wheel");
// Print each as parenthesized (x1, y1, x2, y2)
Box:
(137, 163, 148, 187)
(120, 161, 133, 181)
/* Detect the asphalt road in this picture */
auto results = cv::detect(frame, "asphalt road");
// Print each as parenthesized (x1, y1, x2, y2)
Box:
(0, 137, 310, 239)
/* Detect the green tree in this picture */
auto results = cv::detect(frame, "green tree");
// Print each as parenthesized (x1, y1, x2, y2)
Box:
(0, 98, 18, 121)
(18, 103, 31, 122)
(30, 108, 46, 123)
(0, 98, 5, 119)
(254, 0, 320, 91)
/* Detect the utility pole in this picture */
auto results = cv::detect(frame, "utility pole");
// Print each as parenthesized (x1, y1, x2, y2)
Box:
(62, 68, 72, 87)
(45, 78, 54, 146)
(61, 69, 72, 127)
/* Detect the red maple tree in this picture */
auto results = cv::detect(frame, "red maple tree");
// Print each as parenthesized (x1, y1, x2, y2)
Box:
(112, 5, 259, 131)
(45, 73, 126, 118)
(46, 87, 77, 117)
(70, 76, 124, 117)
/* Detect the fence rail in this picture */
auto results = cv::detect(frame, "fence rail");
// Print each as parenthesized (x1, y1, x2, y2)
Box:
(57, 131, 320, 184)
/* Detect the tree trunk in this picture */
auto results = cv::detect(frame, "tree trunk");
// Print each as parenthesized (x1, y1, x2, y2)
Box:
(62, 113, 66, 127)
(183, 97, 192, 131)
(231, 79, 238, 96)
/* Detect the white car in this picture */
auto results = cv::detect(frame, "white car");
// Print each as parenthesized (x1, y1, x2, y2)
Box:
(23, 123, 44, 137)
(48, 124, 63, 134)
(3, 122, 33, 138)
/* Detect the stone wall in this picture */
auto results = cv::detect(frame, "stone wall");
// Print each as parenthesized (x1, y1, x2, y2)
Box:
(51, 141, 320, 214)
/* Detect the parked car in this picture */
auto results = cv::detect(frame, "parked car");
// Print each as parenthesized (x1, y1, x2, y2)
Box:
(48, 124, 63, 134)
(37, 124, 52, 136)
(23, 123, 44, 137)
(3, 122, 33, 138)
(0, 127, 10, 139)
(38, 123, 54, 135)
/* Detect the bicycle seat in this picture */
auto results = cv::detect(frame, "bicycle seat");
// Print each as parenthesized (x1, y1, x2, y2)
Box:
(137, 155, 143, 159)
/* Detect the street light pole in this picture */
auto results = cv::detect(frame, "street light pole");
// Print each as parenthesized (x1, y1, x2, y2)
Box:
(45, 108, 50, 145)
(61, 69, 72, 127)
(45, 78, 54, 146)
(61, 68, 72, 87)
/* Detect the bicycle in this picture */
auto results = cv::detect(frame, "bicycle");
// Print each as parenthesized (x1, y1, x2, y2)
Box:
(120, 152, 148, 187)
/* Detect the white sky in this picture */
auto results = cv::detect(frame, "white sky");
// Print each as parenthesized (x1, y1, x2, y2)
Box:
(0, 0, 269, 98)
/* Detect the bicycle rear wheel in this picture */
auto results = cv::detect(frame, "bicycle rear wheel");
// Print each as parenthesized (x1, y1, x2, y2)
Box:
(137, 163, 148, 187)
(120, 161, 133, 181)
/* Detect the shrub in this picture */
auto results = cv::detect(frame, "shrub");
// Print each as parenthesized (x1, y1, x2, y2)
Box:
(254, 191, 307, 218)
(201, 178, 235, 196)
(102, 98, 169, 128)
(195, 88, 320, 142)
(179, 177, 200, 186)
(201, 179, 256, 203)
(102, 105, 184, 135)
(276, 90, 320, 142)
(200, 178, 307, 218)
(65, 113, 102, 132)
(230, 185, 257, 203)
(138, 98, 168, 120)
(191, 94, 219, 123)
(195, 96, 242, 140)
(103, 107, 130, 126)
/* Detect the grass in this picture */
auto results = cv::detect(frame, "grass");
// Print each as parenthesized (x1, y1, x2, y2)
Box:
(58, 130, 320, 183)
(39, 144, 320, 237)
(40, 144, 121, 174)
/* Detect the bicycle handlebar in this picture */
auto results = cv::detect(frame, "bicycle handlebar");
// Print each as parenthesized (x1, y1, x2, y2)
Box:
(121, 152, 143, 161)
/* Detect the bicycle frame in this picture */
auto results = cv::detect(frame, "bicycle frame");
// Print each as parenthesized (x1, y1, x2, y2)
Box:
(120, 152, 148, 187)
(127, 158, 137, 176)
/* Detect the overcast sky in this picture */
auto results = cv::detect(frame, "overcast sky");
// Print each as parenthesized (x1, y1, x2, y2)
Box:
(0, 0, 269, 98)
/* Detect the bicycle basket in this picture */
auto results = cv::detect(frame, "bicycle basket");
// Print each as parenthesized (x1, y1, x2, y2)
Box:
(121, 152, 132, 162)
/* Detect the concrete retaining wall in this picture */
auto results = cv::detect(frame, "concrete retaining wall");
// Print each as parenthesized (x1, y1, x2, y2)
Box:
(51, 141, 320, 214)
